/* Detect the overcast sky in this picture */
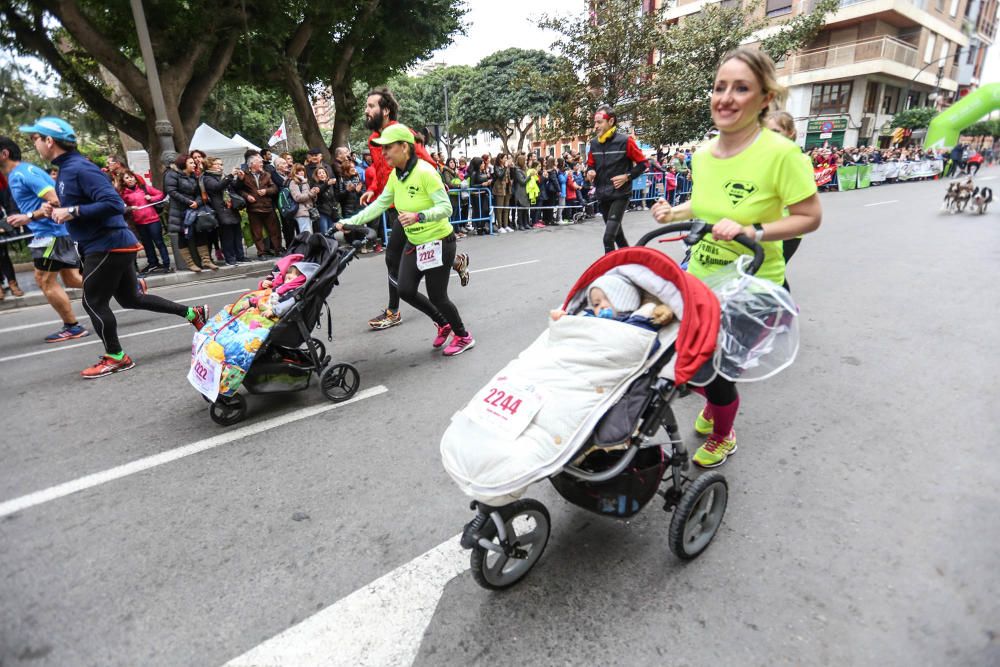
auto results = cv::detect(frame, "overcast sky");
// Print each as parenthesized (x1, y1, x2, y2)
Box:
(421, 0, 583, 68)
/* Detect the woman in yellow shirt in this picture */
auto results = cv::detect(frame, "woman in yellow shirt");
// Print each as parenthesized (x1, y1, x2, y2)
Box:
(337, 124, 475, 356)
(652, 48, 822, 468)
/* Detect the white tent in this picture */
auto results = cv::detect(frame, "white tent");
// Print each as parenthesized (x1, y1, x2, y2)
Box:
(231, 133, 261, 152)
(124, 123, 251, 180)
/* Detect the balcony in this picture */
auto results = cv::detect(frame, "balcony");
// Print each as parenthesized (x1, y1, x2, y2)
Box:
(780, 35, 918, 74)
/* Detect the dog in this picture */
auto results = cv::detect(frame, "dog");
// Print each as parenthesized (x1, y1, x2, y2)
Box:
(942, 181, 960, 212)
(953, 177, 976, 213)
(972, 186, 993, 215)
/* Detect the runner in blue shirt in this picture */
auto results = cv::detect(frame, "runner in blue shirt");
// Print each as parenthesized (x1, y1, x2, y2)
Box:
(0, 135, 88, 343)
(20, 117, 210, 379)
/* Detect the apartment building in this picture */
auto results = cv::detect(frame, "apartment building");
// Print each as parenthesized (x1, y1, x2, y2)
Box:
(653, 0, 999, 147)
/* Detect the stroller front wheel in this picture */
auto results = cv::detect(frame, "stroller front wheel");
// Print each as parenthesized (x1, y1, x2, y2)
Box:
(471, 499, 550, 590)
(321, 363, 360, 402)
(668, 471, 728, 560)
(209, 393, 247, 426)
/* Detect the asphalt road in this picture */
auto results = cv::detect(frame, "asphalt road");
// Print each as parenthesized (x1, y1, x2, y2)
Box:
(2, 170, 998, 667)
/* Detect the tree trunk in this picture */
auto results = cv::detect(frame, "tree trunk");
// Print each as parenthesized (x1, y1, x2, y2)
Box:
(283, 64, 328, 161)
(332, 84, 359, 152)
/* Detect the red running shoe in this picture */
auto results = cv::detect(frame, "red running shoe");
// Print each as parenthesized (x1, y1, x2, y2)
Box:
(81, 354, 135, 379)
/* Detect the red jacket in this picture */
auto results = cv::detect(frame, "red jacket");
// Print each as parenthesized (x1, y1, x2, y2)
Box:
(120, 183, 165, 225)
(365, 121, 437, 200)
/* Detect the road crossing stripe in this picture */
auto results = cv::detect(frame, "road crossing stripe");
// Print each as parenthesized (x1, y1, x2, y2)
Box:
(0, 385, 389, 519)
(863, 200, 899, 207)
(224, 533, 468, 667)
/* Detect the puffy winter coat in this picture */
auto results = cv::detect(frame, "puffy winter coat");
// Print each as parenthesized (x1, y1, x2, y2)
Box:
(288, 177, 316, 218)
(120, 183, 165, 225)
(164, 167, 199, 233)
(201, 171, 241, 226)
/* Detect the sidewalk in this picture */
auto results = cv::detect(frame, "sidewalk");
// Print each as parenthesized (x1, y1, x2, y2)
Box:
(0, 258, 274, 312)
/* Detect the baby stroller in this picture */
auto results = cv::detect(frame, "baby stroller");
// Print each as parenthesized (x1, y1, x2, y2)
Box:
(440, 222, 764, 590)
(190, 232, 362, 425)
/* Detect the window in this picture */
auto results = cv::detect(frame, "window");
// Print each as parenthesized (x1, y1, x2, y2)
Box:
(562, 144, 571, 156)
(882, 85, 901, 114)
(864, 81, 880, 113)
(940, 39, 949, 66)
(949, 0, 959, 16)
(810, 82, 853, 115)
(935, 0, 944, 11)
(577, 142, 586, 155)
(765, 0, 792, 16)
(924, 33, 936, 63)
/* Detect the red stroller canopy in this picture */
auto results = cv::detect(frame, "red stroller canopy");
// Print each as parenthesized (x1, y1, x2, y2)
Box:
(561, 247, 720, 385)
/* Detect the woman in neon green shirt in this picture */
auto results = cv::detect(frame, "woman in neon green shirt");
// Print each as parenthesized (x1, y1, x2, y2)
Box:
(336, 124, 475, 356)
(651, 48, 822, 468)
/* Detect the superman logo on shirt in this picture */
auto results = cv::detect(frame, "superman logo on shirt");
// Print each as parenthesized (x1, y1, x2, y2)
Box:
(724, 180, 758, 207)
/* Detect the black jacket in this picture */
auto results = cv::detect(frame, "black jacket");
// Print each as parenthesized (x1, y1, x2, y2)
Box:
(163, 167, 199, 233)
(588, 131, 646, 201)
(315, 182, 341, 220)
(201, 172, 241, 226)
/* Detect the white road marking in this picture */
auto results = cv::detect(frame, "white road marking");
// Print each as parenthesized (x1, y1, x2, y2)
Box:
(0, 385, 388, 519)
(1, 260, 540, 363)
(0, 322, 190, 364)
(450, 259, 539, 279)
(224, 533, 468, 667)
(0, 288, 251, 335)
(978, 176, 996, 181)
(864, 200, 899, 207)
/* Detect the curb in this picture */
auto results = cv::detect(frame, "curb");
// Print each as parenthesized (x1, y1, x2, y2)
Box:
(0, 260, 274, 313)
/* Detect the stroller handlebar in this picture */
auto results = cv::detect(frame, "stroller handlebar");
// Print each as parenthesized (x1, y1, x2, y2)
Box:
(637, 220, 765, 276)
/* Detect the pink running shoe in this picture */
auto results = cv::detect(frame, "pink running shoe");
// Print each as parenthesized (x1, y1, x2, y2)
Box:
(443, 332, 475, 357)
(432, 323, 452, 348)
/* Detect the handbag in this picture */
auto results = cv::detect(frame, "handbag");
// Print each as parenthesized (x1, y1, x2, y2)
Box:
(195, 177, 219, 232)
(308, 207, 320, 223)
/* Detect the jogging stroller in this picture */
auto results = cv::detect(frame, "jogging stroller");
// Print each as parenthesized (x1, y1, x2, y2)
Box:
(190, 232, 362, 425)
(440, 222, 765, 590)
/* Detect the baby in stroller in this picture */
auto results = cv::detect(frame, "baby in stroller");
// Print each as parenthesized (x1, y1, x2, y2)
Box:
(255, 257, 320, 319)
(550, 274, 674, 330)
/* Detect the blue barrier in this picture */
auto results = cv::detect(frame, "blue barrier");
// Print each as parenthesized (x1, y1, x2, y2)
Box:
(376, 187, 496, 243)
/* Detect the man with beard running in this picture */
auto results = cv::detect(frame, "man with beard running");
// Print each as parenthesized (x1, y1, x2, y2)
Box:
(360, 87, 470, 331)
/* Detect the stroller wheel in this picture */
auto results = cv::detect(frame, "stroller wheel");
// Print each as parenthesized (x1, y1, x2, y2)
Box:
(668, 472, 728, 560)
(209, 393, 247, 426)
(321, 363, 360, 402)
(471, 499, 550, 591)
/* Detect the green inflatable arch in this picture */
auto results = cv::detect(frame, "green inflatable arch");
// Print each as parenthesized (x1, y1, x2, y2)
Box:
(924, 83, 1000, 150)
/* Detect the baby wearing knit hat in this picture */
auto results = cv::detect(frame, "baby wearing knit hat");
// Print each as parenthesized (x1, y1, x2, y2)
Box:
(550, 274, 674, 327)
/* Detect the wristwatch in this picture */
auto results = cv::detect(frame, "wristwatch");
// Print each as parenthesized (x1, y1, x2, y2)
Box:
(752, 223, 764, 242)
(417, 212, 426, 223)
(69, 206, 79, 219)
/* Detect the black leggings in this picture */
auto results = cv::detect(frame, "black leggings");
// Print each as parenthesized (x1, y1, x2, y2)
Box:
(599, 198, 629, 253)
(397, 235, 467, 336)
(703, 373, 738, 406)
(782, 237, 802, 292)
(0, 241, 15, 284)
(384, 208, 403, 311)
(82, 251, 188, 355)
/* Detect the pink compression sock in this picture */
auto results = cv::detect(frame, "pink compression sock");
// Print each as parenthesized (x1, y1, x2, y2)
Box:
(708, 396, 740, 439)
(691, 387, 713, 421)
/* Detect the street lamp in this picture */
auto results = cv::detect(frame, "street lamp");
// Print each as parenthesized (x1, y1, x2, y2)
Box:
(901, 48, 959, 112)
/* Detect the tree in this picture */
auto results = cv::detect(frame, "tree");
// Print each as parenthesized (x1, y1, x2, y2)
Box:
(0, 59, 120, 162)
(644, 0, 838, 145)
(201, 83, 292, 148)
(0, 0, 250, 180)
(891, 107, 938, 130)
(963, 119, 1000, 138)
(542, 0, 838, 145)
(389, 65, 476, 157)
(451, 49, 566, 155)
(539, 0, 665, 138)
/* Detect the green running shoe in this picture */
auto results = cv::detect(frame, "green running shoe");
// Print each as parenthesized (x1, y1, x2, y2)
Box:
(694, 409, 714, 435)
(693, 431, 737, 468)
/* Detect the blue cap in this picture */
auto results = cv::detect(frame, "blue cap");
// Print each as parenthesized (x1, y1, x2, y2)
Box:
(18, 116, 77, 143)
